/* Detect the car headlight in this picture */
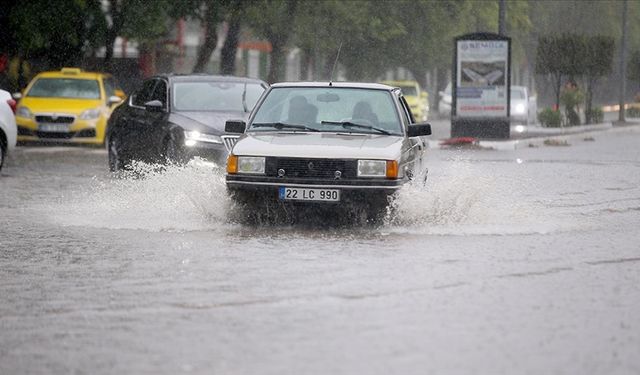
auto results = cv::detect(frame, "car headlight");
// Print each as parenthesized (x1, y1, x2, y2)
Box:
(79, 108, 101, 120)
(237, 156, 265, 174)
(16, 106, 32, 119)
(184, 130, 222, 146)
(358, 159, 398, 179)
(512, 103, 526, 114)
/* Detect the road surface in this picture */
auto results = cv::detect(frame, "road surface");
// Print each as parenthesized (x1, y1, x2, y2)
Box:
(1, 127, 640, 374)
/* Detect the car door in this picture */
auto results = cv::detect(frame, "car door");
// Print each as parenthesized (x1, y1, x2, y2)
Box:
(139, 78, 171, 158)
(119, 79, 157, 158)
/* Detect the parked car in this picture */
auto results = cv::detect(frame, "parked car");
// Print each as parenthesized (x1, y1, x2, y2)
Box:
(14, 68, 124, 145)
(437, 82, 452, 118)
(106, 74, 268, 171)
(224, 82, 432, 219)
(381, 80, 429, 121)
(0, 89, 17, 172)
(510, 85, 537, 126)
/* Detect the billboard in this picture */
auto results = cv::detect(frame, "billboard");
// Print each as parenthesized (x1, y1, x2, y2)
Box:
(455, 38, 509, 118)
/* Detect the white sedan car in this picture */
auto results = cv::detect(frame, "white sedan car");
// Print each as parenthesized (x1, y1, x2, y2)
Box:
(510, 85, 537, 126)
(0, 89, 18, 171)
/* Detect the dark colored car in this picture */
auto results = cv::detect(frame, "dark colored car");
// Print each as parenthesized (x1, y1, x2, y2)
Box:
(106, 74, 268, 171)
(224, 82, 432, 219)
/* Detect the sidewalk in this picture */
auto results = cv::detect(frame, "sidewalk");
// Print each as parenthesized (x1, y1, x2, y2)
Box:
(427, 118, 640, 151)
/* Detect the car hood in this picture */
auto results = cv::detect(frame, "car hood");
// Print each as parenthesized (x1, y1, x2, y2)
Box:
(171, 110, 249, 134)
(233, 132, 404, 160)
(19, 97, 103, 114)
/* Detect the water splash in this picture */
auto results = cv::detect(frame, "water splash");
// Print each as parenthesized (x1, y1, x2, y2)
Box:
(50, 159, 232, 232)
(382, 159, 569, 235)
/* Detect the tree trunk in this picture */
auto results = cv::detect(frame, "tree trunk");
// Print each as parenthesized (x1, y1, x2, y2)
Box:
(193, 3, 218, 73)
(220, 18, 240, 75)
(267, 41, 285, 84)
(554, 73, 562, 110)
(103, 1, 123, 72)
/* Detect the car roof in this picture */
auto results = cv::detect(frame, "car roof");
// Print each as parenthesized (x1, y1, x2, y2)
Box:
(36, 68, 111, 80)
(270, 81, 395, 91)
(157, 74, 267, 85)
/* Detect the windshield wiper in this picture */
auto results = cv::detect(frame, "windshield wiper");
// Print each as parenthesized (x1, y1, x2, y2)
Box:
(321, 120, 392, 135)
(252, 122, 320, 132)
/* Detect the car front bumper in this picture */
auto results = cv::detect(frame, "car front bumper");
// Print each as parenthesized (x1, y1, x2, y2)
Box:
(226, 175, 403, 205)
(17, 117, 106, 145)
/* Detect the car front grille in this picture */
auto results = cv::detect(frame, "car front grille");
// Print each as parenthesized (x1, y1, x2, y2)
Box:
(35, 115, 75, 124)
(35, 131, 75, 139)
(222, 135, 239, 152)
(266, 157, 357, 179)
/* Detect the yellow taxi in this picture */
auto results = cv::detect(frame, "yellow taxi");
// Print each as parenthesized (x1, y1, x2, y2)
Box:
(15, 68, 125, 145)
(381, 80, 429, 121)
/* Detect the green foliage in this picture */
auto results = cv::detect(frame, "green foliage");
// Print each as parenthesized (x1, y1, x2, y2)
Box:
(8, 0, 104, 67)
(627, 106, 640, 118)
(585, 107, 604, 124)
(538, 108, 562, 127)
(560, 86, 584, 126)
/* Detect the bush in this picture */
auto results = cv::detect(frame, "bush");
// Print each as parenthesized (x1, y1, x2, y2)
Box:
(539, 108, 562, 127)
(627, 106, 640, 118)
(585, 107, 604, 124)
(560, 86, 584, 126)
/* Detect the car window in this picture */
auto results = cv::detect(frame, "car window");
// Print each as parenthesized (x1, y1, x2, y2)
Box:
(251, 87, 403, 135)
(510, 88, 525, 99)
(172, 81, 265, 112)
(150, 80, 167, 106)
(132, 79, 157, 107)
(399, 95, 415, 125)
(103, 77, 116, 98)
(27, 78, 101, 99)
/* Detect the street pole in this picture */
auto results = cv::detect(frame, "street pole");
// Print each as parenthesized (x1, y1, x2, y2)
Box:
(498, 0, 506, 36)
(619, 0, 628, 122)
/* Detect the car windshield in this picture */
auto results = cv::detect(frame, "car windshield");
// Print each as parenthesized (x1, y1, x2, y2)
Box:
(250, 87, 402, 135)
(398, 85, 418, 96)
(27, 78, 101, 99)
(510, 88, 525, 99)
(172, 81, 265, 112)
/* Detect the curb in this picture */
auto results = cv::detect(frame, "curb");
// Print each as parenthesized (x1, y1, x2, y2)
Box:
(428, 122, 640, 151)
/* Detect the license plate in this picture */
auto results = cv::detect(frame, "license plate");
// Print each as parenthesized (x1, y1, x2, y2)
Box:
(39, 124, 69, 132)
(279, 187, 340, 202)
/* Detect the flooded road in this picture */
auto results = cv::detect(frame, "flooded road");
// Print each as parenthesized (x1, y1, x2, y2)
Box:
(1, 128, 640, 374)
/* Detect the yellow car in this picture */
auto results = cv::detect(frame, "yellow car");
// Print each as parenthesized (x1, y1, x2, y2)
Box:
(381, 80, 429, 121)
(15, 68, 125, 145)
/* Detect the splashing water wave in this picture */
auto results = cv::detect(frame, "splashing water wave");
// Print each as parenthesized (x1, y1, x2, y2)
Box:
(48, 158, 574, 235)
(50, 159, 232, 232)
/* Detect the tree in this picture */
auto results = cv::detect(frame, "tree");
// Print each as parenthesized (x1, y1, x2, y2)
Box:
(536, 36, 565, 109)
(246, 0, 298, 83)
(102, 0, 174, 71)
(582, 36, 615, 123)
(220, 0, 249, 75)
(192, 0, 222, 73)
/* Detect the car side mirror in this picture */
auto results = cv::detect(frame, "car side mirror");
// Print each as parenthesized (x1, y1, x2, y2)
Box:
(225, 120, 246, 134)
(12, 92, 22, 100)
(408, 123, 431, 137)
(108, 95, 123, 106)
(144, 100, 164, 112)
(420, 92, 428, 98)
